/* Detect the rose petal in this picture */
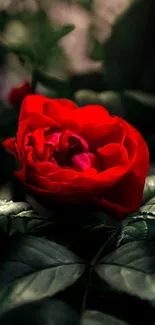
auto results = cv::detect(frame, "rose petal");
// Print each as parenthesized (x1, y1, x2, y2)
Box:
(130, 129, 149, 182)
(59, 129, 89, 152)
(19, 94, 46, 121)
(56, 99, 77, 110)
(95, 163, 135, 189)
(27, 172, 75, 194)
(27, 172, 58, 191)
(26, 182, 94, 205)
(45, 132, 61, 146)
(99, 170, 144, 218)
(28, 113, 59, 130)
(43, 100, 75, 126)
(43, 132, 61, 161)
(15, 120, 29, 161)
(78, 118, 126, 151)
(42, 146, 53, 161)
(97, 143, 129, 171)
(48, 168, 79, 182)
(73, 105, 111, 127)
(120, 117, 149, 182)
(123, 136, 136, 160)
(44, 99, 77, 116)
(37, 161, 60, 174)
(31, 129, 44, 159)
(19, 95, 59, 130)
(2, 137, 16, 156)
(72, 152, 96, 171)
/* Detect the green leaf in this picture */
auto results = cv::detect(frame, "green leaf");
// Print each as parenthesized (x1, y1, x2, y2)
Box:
(47, 24, 75, 47)
(117, 192, 155, 247)
(35, 15, 74, 66)
(35, 69, 70, 93)
(142, 175, 155, 204)
(95, 241, 155, 301)
(0, 235, 85, 314)
(3, 43, 35, 62)
(79, 0, 93, 10)
(82, 310, 130, 325)
(75, 90, 124, 116)
(0, 299, 79, 325)
(3, 10, 74, 71)
(140, 196, 155, 215)
(0, 11, 9, 32)
(104, 0, 155, 90)
(89, 39, 103, 61)
(0, 204, 50, 236)
(124, 91, 155, 108)
(117, 214, 155, 247)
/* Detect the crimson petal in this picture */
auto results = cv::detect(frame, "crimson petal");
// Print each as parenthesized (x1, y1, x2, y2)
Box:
(97, 143, 129, 171)
(72, 152, 96, 171)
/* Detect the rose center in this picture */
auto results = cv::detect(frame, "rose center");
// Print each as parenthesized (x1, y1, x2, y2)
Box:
(44, 129, 89, 167)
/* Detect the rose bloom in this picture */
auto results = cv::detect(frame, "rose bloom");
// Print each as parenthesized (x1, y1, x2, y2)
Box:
(3, 95, 149, 218)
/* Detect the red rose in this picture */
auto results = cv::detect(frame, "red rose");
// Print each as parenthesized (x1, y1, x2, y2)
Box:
(8, 81, 32, 107)
(3, 95, 149, 218)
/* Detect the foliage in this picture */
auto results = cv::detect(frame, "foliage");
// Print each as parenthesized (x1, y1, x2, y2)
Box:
(1, 1, 155, 324)
(0, 170, 155, 324)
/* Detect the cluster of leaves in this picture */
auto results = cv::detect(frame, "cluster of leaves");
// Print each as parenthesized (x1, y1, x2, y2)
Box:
(0, 144, 155, 324)
(0, 5, 74, 97)
(1, 1, 155, 324)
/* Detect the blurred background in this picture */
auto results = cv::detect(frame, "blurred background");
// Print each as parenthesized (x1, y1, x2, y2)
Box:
(1, 0, 155, 163)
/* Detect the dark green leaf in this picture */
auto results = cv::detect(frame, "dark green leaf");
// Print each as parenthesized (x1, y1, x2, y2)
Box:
(148, 164, 155, 176)
(89, 39, 103, 61)
(48, 24, 75, 48)
(4, 11, 74, 71)
(0, 205, 50, 236)
(104, 0, 155, 90)
(31, 8, 74, 67)
(0, 298, 79, 325)
(142, 175, 155, 204)
(124, 91, 155, 108)
(0, 235, 85, 313)
(3, 44, 35, 62)
(79, 0, 93, 10)
(0, 200, 29, 224)
(140, 196, 155, 215)
(82, 310, 130, 325)
(117, 193, 155, 247)
(117, 215, 155, 247)
(35, 69, 69, 92)
(75, 90, 124, 117)
(95, 241, 155, 300)
(117, 217, 149, 246)
(0, 11, 9, 32)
